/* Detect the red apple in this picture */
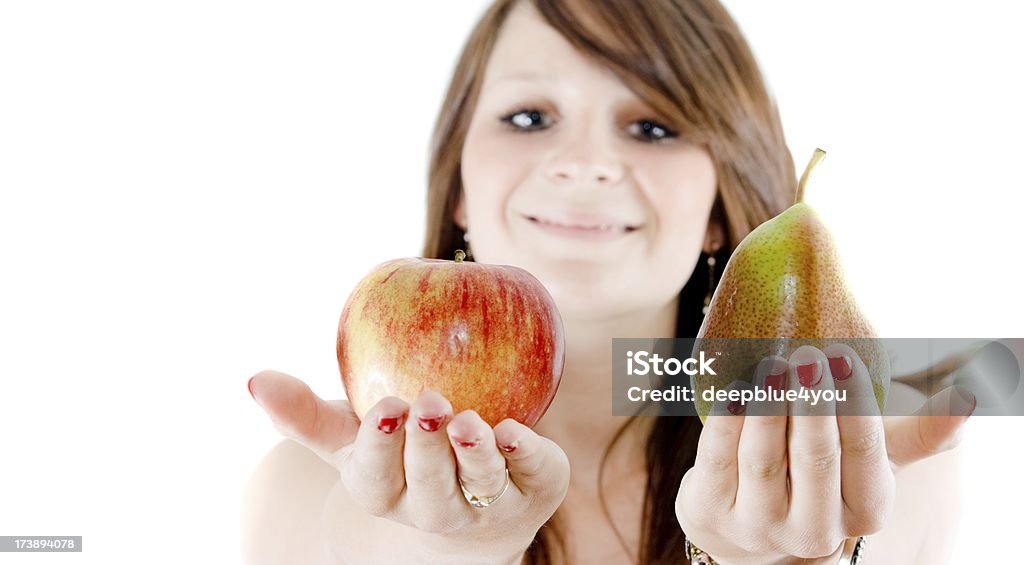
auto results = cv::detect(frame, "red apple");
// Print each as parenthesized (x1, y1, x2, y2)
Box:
(337, 252, 565, 428)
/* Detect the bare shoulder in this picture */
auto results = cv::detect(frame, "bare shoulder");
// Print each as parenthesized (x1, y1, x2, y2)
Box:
(868, 382, 965, 564)
(871, 440, 963, 564)
(241, 439, 340, 565)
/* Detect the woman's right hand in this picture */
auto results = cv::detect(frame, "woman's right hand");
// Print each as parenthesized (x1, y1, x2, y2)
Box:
(248, 369, 570, 564)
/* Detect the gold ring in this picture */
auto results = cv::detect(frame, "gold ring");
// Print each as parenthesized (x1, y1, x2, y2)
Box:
(458, 468, 510, 509)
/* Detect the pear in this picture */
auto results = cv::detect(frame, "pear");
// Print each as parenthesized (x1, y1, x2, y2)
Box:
(692, 149, 890, 423)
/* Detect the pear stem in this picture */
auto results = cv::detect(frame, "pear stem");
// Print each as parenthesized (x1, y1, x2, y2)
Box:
(454, 249, 466, 262)
(796, 148, 826, 204)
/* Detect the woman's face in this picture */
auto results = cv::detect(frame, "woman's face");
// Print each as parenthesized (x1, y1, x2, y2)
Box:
(458, 2, 718, 321)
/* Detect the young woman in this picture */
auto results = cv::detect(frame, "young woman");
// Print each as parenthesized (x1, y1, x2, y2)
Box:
(243, 1, 971, 563)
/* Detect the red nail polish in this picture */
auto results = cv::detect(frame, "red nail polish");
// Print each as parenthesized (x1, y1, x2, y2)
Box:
(377, 415, 403, 434)
(247, 377, 256, 400)
(454, 437, 479, 448)
(764, 371, 785, 393)
(828, 356, 853, 381)
(727, 400, 746, 415)
(418, 415, 444, 432)
(797, 361, 822, 387)
(499, 443, 518, 453)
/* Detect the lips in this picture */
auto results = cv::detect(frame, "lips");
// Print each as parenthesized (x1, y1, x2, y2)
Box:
(524, 214, 640, 233)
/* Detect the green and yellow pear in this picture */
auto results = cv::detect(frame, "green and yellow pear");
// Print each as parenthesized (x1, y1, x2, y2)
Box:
(692, 149, 890, 422)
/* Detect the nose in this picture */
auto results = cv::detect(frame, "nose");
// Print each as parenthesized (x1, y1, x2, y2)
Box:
(543, 131, 624, 187)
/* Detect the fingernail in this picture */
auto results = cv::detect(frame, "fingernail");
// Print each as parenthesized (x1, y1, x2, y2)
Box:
(377, 415, 404, 434)
(247, 376, 257, 400)
(828, 356, 853, 381)
(418, 415, 445, 432)
(727, 400, 746, 416)
(951, 386, 977, 418)
(499, 442, 518, 453)
(764, 371, 785, 393)
(453, 437, 479, 448)
(797, 361, 822, 387)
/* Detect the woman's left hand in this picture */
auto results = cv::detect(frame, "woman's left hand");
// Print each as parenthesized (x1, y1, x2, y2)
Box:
(674, 343, 974, 565)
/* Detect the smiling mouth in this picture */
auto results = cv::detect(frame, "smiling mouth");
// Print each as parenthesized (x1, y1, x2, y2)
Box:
(525, 215, 640, 233)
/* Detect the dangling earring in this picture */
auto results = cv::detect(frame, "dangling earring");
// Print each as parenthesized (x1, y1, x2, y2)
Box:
(463, 231, 473, 260)
(702, 252, 717, 315)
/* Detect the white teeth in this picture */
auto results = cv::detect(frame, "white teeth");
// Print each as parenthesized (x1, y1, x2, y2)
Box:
(529, 215, 635, 233)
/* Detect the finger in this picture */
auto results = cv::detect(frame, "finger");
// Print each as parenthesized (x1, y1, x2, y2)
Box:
(789, 345, 837, 418)
(447, 410, 509, 508)
(248, 370, 360, 458)
(786, 346, 842, 535)
(736, 357, 790, 522)
(684, 380, 746, 511)
(885, 385, 976, 467)
(824, 343, 881, 419)
(747, 356, 789, 417)
(403, 389, 459, 511)
(336, 396, 409, 517)
(493, 418, 569, 506)
(823, 344, 894, 535)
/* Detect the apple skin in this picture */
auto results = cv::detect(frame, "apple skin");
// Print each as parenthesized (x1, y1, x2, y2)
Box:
(337, 257, 565, 428)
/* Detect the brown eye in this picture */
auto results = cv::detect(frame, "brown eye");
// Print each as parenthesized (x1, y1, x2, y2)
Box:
(628, 119, 678, 142)
(500, 109, 552, 132)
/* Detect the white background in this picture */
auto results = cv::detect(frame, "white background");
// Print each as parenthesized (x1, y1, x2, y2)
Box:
(1, 1, 1021, 563)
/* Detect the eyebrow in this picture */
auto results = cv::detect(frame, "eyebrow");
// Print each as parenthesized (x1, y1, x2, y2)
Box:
(482, 72, 558, 90)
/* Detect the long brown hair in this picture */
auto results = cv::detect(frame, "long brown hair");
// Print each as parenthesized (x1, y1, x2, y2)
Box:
(422, 1, 796, 562)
